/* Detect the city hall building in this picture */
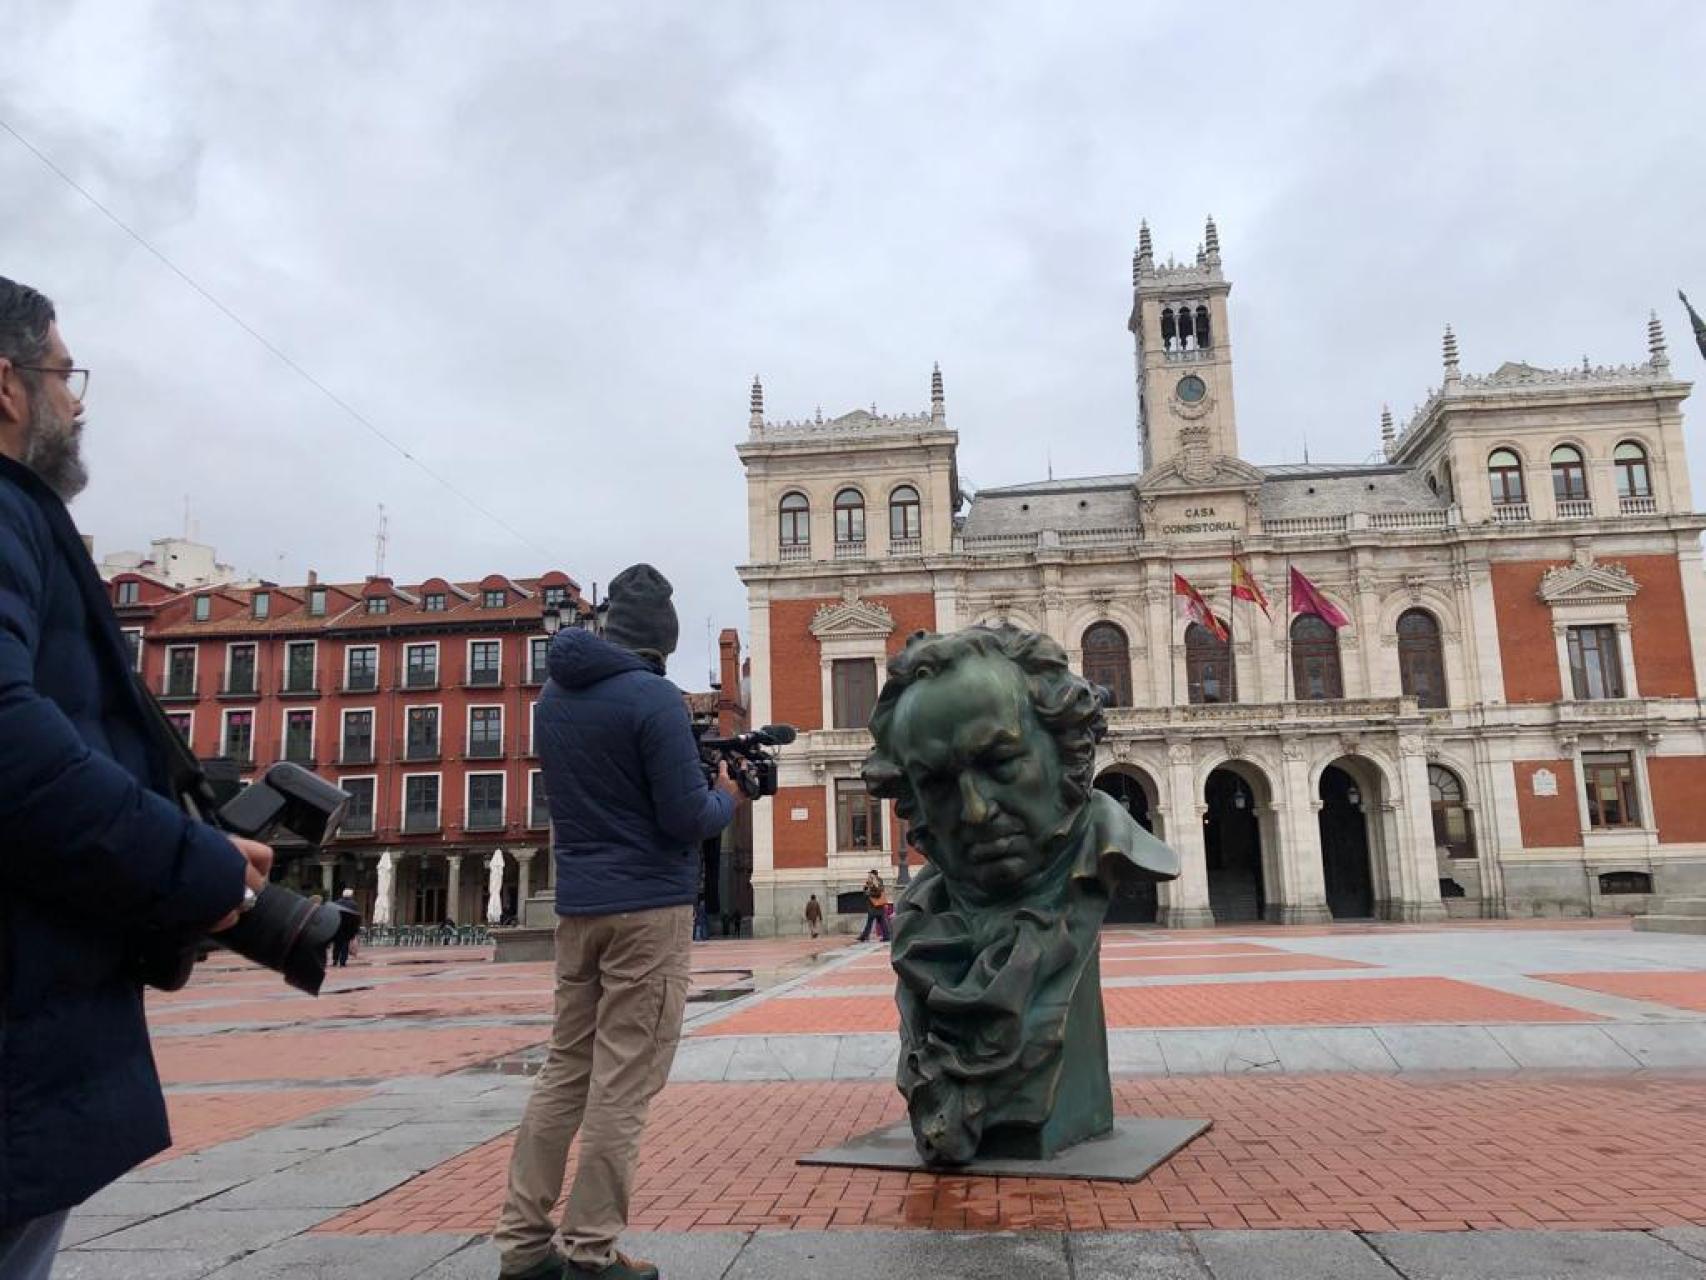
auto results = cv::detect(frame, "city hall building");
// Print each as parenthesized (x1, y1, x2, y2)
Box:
(736, 219, 1706, 935)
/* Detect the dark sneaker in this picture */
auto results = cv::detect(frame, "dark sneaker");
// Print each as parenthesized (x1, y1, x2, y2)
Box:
(565, 1251, 659, 1280)
(499, 1255, 566, 1280)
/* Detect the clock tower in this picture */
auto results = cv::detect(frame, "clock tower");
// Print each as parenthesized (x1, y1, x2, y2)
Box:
(1129, 217, 1242, 475)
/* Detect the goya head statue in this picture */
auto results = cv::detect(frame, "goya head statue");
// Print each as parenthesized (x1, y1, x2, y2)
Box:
(862, 624, 1105, 905)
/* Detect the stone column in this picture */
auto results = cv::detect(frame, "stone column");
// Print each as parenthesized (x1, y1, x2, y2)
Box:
(446, 853, 463, 925)
(317, 856, 336, 895)
(1273, 746, 1331, 923)
(1143, 578, 1174, 706)
(514, 847, 535, 905)
(1393, 739, 1448, 922)
(1159, 741, 1214, 927)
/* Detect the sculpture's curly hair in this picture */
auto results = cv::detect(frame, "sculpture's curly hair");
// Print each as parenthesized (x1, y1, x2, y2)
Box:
(861, 625, 1108, 822)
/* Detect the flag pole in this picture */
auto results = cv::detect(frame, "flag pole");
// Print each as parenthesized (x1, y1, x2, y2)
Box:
(1283, 557, 1293, 703)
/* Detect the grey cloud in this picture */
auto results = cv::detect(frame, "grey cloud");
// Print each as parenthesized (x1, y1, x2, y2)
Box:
(2, 0, 1703, 682)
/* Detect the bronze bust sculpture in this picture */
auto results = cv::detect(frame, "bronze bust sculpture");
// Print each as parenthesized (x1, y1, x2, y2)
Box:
(862, 625, 1181, 1166)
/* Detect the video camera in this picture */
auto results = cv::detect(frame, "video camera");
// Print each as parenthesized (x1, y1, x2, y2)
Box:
(698, 723, 797, 800)
(135, 681, 352, 997)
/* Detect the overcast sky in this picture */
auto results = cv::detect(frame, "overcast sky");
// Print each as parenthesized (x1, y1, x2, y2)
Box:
(4, 1, 1703, 684)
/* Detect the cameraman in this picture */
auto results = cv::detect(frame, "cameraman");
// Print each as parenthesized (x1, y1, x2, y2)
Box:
(495, 564, 743, 1280)
(0, 278, 272, 1277)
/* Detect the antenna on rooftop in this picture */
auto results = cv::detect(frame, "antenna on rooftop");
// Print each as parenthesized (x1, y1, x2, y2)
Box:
(182, 494, 191, 540)
(707, 615, 716, 689)
(374, 504, 389, 578)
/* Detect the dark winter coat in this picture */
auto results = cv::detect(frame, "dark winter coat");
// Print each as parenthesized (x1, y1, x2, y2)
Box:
(0, 455, 245, 1226)
(538, 629, 734, 916)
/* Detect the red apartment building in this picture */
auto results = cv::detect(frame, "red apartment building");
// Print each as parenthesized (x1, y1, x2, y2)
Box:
(111, 566, 755, 929)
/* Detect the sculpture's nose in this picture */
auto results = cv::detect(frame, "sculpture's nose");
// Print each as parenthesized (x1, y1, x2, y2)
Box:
(958, 771, 990, 825)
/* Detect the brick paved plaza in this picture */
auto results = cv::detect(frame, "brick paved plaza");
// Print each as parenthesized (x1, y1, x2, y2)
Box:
(55, 922, 1706, 1278)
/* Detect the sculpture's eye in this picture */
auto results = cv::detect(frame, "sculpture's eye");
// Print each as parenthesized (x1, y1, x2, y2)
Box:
(985, 751, 1026, 782)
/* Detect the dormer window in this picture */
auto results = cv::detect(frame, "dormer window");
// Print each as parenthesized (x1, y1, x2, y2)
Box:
(483, 588, 506, 609)
(193, 595, 211, 622)
(424, 592, 447, 612)
(366, 596, 390, 615)
(116, 580, 140, 606)
(308, 587, 327, 617)
(542, 585, 568, 610)
(252, 592, 270, 620)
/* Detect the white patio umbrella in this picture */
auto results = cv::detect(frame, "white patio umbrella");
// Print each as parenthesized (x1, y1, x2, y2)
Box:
(487, 849, 507, 924)
(373, 851, 394, 927)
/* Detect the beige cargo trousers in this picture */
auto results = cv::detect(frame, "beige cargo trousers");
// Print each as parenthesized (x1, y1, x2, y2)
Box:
(494, 904, 692, 1271)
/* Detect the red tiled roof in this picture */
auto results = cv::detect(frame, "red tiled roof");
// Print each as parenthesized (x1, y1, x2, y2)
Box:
(139, 573, 588, 639)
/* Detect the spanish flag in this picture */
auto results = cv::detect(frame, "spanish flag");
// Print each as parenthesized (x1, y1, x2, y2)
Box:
(1173, 573, 1230, 643)
(1230, 556, 1271, 619)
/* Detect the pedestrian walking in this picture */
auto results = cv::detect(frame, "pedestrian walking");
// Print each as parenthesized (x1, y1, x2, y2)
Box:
(332, 889, 362, 967)
(858, 869, 891, 943)
(804, 893, 823, 938)
(495, 565, 747, 1280)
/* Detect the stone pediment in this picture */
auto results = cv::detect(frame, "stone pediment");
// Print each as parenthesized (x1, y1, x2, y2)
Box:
(1136, 452, 1265, 495)
(1538, 557, 1638, 606)
(810, 594, 896, 639)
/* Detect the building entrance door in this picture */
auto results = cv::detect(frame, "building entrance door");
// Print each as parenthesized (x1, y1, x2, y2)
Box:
(1094, 769, 1159, 924)
(1318, 764, 1374, 919)
(1204, 768, 1264, 922)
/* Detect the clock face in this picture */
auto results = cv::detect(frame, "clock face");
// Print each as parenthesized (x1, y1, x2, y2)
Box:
(1176, 375, 1207, 404)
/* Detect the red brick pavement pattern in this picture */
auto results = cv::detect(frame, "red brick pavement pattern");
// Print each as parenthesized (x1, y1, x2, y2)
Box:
(801, 951, 1368, 989)
(1535, 971, 1706, 1014)
(148, 1089, 371, 1165)
(154, 1026, 549, 1084)
(697, 978, 1595, 1037)
(318, 1074, 1706, 1234)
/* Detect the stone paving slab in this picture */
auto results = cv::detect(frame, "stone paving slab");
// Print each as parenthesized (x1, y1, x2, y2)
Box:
(1660, 1229, 1706, 1262)
(72, 1207, 328, 1254)
(1368, 1229, 1706, 1279)
(1068, 1231, 1208, 1279)
(728, 1229, 1073, 1280)
(416, 1232, 749, 1279)
(54, 1247, 239, 1279)
(203, 1232, 474, 1278)
(1195, 1229, 1400, 1278)
(667, 1022, 1706, 1080)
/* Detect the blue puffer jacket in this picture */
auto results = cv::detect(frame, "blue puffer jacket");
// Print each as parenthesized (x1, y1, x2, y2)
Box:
(539, 629, 734, 916)
(0, 456, 245, 1226)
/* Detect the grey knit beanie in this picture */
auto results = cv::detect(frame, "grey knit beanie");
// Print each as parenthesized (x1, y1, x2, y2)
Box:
(602, 563, 679, 659)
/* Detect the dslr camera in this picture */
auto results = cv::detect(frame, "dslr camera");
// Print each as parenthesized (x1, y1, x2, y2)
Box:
(698, 723, 797, 800)
(137, 685, 352, 997)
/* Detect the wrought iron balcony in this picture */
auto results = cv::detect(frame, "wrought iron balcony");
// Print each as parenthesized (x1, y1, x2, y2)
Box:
(404, 669, 439, 690)
(402, 810, 441, 834)
(344, 671, 378, 693)
(467, 739, 504, 759)
(465, 809, 506, 832)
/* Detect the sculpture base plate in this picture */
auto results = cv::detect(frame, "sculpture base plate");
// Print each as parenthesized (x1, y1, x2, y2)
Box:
(798, 1116, 1211, 1183)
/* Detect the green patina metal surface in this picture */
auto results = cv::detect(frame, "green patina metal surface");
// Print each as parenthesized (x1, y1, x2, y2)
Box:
(863, 625, 1180, 1166)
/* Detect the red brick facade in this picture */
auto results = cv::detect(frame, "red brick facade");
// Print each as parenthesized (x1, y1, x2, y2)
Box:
(1648, 756, 1706, 845)
(1623, 554, 1699, 698)
(1513, 759, 1582, 850)
(1490, 562, 1562, 704)
(772, 784, 827, 869)
(1492, 554, 1698, 703)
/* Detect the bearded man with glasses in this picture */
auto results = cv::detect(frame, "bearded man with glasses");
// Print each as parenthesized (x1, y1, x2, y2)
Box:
(0, 276, 272, 1277)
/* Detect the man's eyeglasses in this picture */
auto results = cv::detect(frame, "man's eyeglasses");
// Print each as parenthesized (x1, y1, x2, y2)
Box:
(12, 365, 89, 400)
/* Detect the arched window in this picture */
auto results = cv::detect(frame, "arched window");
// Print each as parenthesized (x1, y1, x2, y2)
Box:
(1082, 622, 1133, 707)
(1194, 304, 1212, 351)
(1290, 614, 1343, 700)
(1397, 608, 1447, 708)
(1177, 306, 1196, 350)
(1614, 442, 1652, 499)
(1550, 444, 1588, 503)
(1160, 307, 1177, 352)
(778, 492, 810, 549)
(1428, 765, 1475, 859)
(888, 485, 921, 542)
(1185, 622, 1235, 704)
(833, 488, 865, 544)
(1488, 449, 1525, 505)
